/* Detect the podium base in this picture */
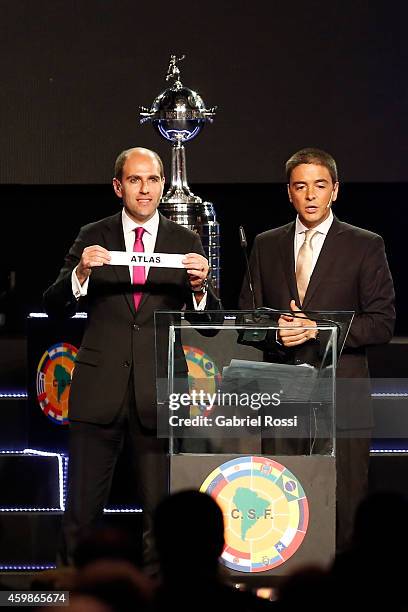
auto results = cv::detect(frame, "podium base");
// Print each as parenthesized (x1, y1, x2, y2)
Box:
(170, 453, 335, 581)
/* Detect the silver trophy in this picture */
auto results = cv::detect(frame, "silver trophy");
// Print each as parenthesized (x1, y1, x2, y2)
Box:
(140, 55, 220, 290)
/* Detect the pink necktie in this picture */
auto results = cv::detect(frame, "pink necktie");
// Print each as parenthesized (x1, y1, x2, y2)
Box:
(133, 227, 145, 310)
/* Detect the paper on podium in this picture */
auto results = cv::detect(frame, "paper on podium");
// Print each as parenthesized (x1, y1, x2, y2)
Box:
(221, 359, 331, 404)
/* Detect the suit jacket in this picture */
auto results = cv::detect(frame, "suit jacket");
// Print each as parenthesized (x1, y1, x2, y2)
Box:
(239, 216, 395, 428)
(43, 211, 220, 428)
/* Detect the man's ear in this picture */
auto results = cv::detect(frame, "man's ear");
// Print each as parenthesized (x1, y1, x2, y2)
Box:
(287, 183, 292, 203)
(112, 178, 122, 198)
(159, 177, 165, 200)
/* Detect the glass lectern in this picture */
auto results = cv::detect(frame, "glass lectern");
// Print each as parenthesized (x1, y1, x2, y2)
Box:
(155, 310, 352, 578)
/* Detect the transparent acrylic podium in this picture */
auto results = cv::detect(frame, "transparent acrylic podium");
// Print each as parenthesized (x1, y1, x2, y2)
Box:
(155, 309, 352, 580)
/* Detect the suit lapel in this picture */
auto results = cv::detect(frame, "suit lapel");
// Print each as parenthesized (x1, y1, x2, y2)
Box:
(302, 217, 345, 308)
(278, 222, 300, 305)
(102, 212, 135, 316)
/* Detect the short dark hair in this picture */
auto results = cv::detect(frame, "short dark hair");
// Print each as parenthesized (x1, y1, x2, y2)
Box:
(286, 148, 338, 184)
(114, 147, 164, 181)
(154, 490, 225, 575)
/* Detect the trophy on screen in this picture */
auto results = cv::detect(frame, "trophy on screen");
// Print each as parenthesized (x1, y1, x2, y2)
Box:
(140, 54, 220, 290)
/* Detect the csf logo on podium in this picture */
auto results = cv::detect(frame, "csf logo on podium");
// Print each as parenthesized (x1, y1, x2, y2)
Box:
(200, 456, 309, 572)
(36, 342, 78, 426)
(183, 345, 221, 416)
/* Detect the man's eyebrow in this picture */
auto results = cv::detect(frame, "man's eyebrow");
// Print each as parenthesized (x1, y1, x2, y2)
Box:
(125, 174, 161, 179)
(292, 179, 329, 185)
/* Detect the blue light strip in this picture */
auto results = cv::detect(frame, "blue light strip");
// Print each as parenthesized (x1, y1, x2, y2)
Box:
(0, 449, 142, 513)
(23, 449, 65, 510)
(0, 392, 28, 398)
(2, 389, 408, 400)
(0, 450, 65, 512)
(0, 508, 61, 512)
(371, 449, 408, 454)
(0, 564, 56, 571)
(104, 508, 142, 513)
(23, 450, 142, 511)
(62, 455, 68, 511)
(372, 392, 408, 397)
(28, 312, 87, 318)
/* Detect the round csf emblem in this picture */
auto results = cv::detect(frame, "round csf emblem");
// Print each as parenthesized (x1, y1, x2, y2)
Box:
(36, 342, 78, 425)
(200, 456, 309, 572)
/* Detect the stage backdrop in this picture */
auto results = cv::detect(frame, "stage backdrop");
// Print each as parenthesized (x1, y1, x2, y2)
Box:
(0, 0, 407, 184)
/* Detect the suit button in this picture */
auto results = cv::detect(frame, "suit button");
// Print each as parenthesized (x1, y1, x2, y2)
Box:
(132, 324, 140, 331)
(124, 360, 130, 368)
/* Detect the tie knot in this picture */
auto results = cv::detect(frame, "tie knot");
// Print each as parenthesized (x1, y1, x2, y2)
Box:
(135, 226, 145, 241)
(304, 229, 317, 245)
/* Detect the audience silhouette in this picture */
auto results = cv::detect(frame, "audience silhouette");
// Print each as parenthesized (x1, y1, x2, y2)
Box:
(152, 489, 274, 611)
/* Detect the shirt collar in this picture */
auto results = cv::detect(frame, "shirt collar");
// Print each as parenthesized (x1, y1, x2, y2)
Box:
(295, 210, 334, 236)
(121, 208, 160, 236)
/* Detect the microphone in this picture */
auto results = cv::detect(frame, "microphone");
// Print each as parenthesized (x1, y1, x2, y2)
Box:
(237, 226, 283, 348)
(239, 225, 247, 249)
(239, 225, 256, 310)
(326, 189, 335, 209)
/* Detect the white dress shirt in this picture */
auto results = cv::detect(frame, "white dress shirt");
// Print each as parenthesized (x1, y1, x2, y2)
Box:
(276, 211, 335, 345)
(122, 208, 160, 279)
(294, 210, 334, 272)
(72, 209, 206, 309)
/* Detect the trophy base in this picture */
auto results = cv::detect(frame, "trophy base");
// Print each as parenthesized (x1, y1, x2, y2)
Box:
(159, 200, 220, 291)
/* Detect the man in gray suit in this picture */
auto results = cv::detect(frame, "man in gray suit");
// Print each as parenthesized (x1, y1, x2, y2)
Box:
(240, 148, 395, 549)
(44, 147, 220, 565)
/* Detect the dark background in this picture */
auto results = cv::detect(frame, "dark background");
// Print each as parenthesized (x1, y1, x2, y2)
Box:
(0, 1, 406, 332)
(0, 182, 404, 332)
(0, 0, 407, 183)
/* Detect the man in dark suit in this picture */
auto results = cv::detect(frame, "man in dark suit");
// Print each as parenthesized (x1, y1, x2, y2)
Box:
(44, 147, 220, 565)
(239, 147, 395, 549)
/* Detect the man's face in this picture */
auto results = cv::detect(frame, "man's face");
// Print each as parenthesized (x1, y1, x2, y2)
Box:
(287, 163, 339, 228)
(112, 151, 164, 223)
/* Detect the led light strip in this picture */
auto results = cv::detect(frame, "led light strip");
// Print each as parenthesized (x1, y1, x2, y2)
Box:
(24, 449, 65, 510)
(0, 450, 64, 511)
(0, 392, 28, 398)
(2, 390, 408, 400)
(370, 449, 408, 453)
(28, 312, 87, 318)
(0, 508, 61, 512)
(0, 564, 56, 571)
(372, 392, 408, 397)
(0, 449, 142, 513)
